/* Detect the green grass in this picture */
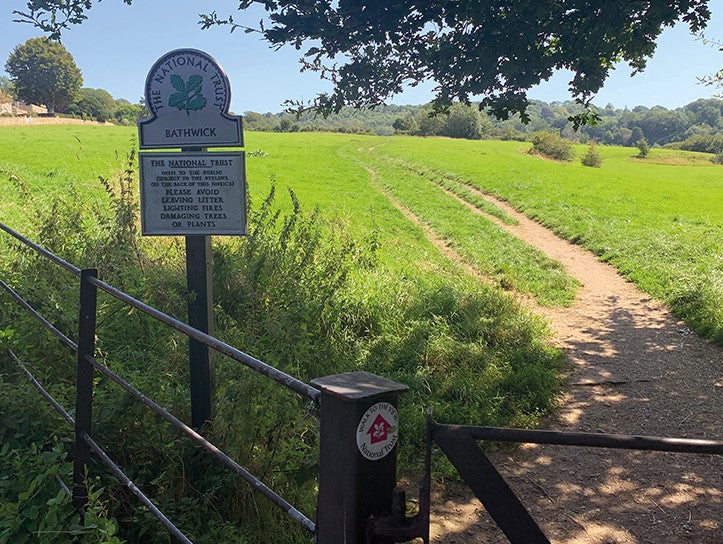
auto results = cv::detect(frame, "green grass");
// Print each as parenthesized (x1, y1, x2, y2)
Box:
(1, 125, 566, 542)
(1, 126, 719, 341)
(1, 124, 720, 543)
(347, 148, 579, 306)
(0, 125, 137, 228)
(367, 137, 723, 343)
(1, 126, 720, 341)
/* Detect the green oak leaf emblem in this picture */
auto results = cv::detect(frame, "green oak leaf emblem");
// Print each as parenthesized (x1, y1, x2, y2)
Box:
(168, 74, 207, 115)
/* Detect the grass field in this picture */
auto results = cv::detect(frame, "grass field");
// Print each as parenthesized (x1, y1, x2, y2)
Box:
(0, 125, 720, 341)
(1, 125, 566, 542)
(1, 124, 721, 542)
(362, 137, 722, 342)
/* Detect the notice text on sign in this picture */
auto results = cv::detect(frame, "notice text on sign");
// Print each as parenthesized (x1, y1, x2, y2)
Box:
(139, 152, 246, 236)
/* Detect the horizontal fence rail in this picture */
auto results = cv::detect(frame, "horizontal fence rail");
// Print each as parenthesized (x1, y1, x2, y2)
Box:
(82, 432, 195, 544)
(0, 223, 81, 275)
(0, 222, 319, 540)
(84, 351, 315, 533)
(431, 418, 723, 544)
(7, 349, 76, 426)
(86, 275, 321, 403)
(434, 423, 723, 455)
(0, 279, 78, 352)
(0, 221, 320, 404)
(6, 348, 194, 544)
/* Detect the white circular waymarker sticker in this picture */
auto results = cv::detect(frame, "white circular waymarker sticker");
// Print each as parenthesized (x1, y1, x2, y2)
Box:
(356, 402, 399, 461)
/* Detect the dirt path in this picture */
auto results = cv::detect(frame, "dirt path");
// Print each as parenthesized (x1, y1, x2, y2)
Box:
(426, 190, 722, 544)
(362, 160, 722, 543)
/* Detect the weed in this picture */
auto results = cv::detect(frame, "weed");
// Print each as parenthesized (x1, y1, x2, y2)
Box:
(581, 143, 603, 167)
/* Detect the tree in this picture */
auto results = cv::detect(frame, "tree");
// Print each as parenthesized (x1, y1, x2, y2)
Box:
(629, 126, 645, 146)
(580, 143, 603, 167)
(275, 118, 300, 132)
(243, 110, 274, 131)
(414, 107, 446, 136)
(392, 113, 418, 134)
(13, 1, 712, 125)
(5, 37, 82, 113)
(113, 99, 147, 125)
(531, 131, 574, 161)
(0, 76, 14, 98)
(68, 87, 116, 121)
(683, 98, 721, 126)
(441, 103, 483, 140)
(636, 138, 650, 158)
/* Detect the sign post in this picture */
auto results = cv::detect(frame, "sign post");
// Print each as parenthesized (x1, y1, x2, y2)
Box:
(185, 231, 214, 428)
(138, 49, 245, 428)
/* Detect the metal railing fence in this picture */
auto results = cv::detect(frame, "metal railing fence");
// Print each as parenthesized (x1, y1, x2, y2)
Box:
(0, 221, 319, 542)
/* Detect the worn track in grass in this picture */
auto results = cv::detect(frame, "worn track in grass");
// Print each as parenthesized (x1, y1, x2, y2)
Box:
(363, 165, 498, 288)
(362, 157, 722, 544)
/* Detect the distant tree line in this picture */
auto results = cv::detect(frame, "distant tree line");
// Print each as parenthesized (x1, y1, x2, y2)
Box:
(4, 37, 719, 150)
(65, 88, 147, 124)
(244, 98, 723, 151)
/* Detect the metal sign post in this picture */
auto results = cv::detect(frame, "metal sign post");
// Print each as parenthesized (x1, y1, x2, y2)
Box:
(138, 49, 245, 428)
(185, 232, 214, 428)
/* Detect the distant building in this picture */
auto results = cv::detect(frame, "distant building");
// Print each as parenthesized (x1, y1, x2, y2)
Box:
(22, 101, 48, 115)
(0, 99, 48, 116)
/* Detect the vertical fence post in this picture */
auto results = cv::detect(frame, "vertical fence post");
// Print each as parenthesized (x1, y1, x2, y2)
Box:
(311, 371, 408, 544)
(73, 268, 97, 510)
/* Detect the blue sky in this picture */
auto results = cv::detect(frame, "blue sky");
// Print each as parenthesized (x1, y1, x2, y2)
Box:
(1, 0, 721, 113)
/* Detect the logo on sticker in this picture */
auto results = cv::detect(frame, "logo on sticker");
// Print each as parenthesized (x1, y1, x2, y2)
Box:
(356, 402, 398, 460)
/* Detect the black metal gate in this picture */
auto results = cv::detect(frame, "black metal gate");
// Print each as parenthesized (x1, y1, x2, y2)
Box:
(365, 410, 723, 543)
(0, 222, 406, 544)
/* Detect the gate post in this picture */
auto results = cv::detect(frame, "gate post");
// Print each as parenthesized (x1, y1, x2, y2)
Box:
(311, 371, 407, 544)
(73, 268, 97, 510)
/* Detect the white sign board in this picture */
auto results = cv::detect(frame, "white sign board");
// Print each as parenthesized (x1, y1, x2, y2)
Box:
(138, 49, 242, 149)
(139, 152, 246, 236)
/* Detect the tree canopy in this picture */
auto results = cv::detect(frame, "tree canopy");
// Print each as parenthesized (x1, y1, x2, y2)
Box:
(67, 87, 116, 121)
(13, 1, 713, 123)
(5, 37, 82, 113)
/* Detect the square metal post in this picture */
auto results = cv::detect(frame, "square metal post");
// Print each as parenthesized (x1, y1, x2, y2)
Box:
(185, 234, 215, 429)
(73, 268, 97, 509)
(311, 371, 408, 544)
